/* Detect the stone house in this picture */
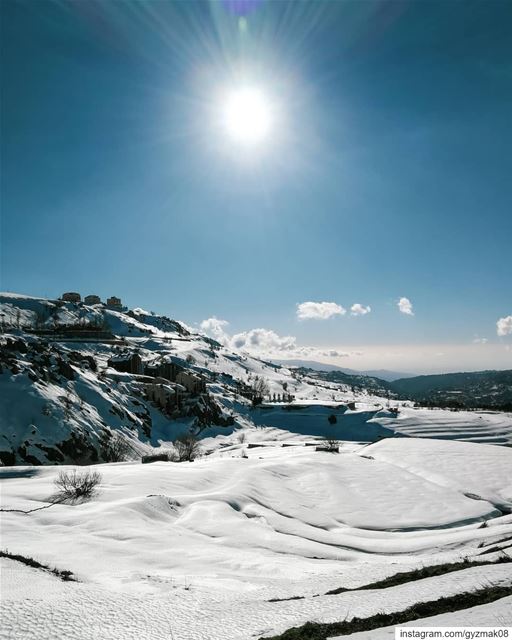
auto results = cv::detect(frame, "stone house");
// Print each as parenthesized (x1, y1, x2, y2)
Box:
(144, 359, 180, 382)
(84, 294, 101, 305)
(145, 378, 185, 412)
(61, 292, 81, 303)
(106, 296, 123, 310)
(107, 352, 144, 375)
(176, 371, 206, 395)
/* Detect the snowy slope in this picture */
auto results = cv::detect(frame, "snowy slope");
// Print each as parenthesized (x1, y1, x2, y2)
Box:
(334, 597, 512, 640)
(0, 292, 386, 465)
(2, 557, 511, 640)
(365, 438, 512, 511)
(2, 293, 512, 640)
(371, 405, 512, 444)
(1, 437, 511, 639)
(2, 292, 512, 468)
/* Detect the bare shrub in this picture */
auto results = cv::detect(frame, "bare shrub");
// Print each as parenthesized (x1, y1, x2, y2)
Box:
(102, 433, 132, 462)
(251, 375, 270, 405)
(172, 434, 201, 462)
(54, 469, 101, 500)
(326, 438, 339, 452)
(253, 375, 270, 396)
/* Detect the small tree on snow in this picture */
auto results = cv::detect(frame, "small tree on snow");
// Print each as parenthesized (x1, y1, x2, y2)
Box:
(172, 434, 201, 462)
(102, 433, 133, 462)
(251, 376, 269, 405)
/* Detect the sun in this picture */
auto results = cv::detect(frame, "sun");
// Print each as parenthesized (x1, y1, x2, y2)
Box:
(223, 87, 272, 144)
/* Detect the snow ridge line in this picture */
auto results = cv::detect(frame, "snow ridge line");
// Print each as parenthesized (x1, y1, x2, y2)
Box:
(268, 554, 512, 602)
(262, 584, 512, 639)
(0, 551, 78, 582)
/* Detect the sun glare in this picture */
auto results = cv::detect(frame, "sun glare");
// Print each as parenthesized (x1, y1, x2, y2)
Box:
(223, 87, 272, 144)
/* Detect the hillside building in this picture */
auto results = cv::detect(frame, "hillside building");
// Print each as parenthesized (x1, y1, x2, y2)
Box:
(84, 294, 101, 305)
(176, 371, 206, 395)
(145, 378, 185, 412)
(143, 359, 180, 382)
(107, 352, 144, 375)
(61, 292, 81, 303)
(106, 296, 123, 310)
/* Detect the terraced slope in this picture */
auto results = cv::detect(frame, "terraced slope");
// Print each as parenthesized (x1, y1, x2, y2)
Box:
(371, 406, 512, 444)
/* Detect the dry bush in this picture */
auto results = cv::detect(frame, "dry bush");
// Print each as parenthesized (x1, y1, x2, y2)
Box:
(326, 438, 339, 452)
(102, 433, 133, 462)
(172, 434, 201, 462)
(54, 469, 101, 500)
(252, 375, 270, 397)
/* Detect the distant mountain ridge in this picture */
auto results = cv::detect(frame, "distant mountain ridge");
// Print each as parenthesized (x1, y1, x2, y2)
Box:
(391, 369, 512, 409)
(275, 359, 415, 382)
(294, 364, 512, 410)
(290, 366, 393, 396)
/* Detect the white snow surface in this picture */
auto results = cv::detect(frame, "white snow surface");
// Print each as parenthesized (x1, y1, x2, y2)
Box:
(366, 437, 512, 511)
(371, 406, 512, 445)
(1, 438, 512, 639)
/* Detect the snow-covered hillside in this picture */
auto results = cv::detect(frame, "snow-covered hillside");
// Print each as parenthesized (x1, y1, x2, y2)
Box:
(2, 292, 512, 466)
(1, 437, 511, 639)
(2, 293, 512, 638)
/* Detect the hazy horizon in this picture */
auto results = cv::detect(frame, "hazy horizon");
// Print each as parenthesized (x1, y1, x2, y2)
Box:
(1, 288, 510, 375)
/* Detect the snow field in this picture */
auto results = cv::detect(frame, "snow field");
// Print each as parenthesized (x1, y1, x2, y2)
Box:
(1, 437, 511, 639)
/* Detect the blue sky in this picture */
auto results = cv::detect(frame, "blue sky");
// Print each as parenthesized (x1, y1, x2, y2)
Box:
(1, 0, 511, 372)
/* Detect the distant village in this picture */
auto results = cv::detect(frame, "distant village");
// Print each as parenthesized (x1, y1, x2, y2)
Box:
(57, 292, 213, 418)
(106, 350, 208, 417)
(60, 291, 124, 310)
(1, 290, 283, 425)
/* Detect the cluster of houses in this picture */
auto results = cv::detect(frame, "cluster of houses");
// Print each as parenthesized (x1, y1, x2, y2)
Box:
(106, 351, 206, 415)
(61, 292, 124, 310)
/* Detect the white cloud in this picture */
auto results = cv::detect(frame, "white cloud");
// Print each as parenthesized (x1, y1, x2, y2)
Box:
(200, 317, 230, 343)
(201, 318, 297, 355)
(398, 297, 414, 316)
(297, 301, 346, 320)
(199, 316, 360, 360)
(497, 315, 512, 337)
(231, 328, 297, 353)
(472, 337, 488, 344)
(350, 303, 371, 316)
